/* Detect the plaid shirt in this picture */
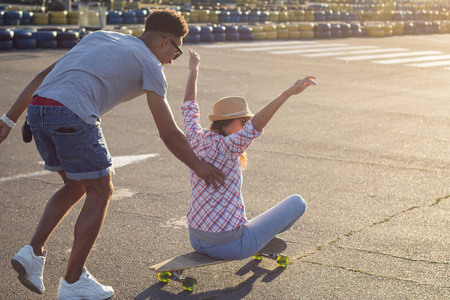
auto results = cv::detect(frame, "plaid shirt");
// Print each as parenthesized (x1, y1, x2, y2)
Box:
(182, 100, 263, 233)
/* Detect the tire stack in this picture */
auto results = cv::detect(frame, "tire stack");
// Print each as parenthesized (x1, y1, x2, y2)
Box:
(14, 29, 36, 50)
(134, 9, 148, 24)
(107, 11, 123, 25)
(67, 11, 79, 25)
(0, 11, 3, 25)
(198, 10, 209, 23)
(262, 23, 276, 40)
(36, 30, 58, 49)
(32, 12, 49, 25)
(57, 31, 79, 48)
(3, 11, 22, 26)
(209, 11, 219, 23)
(287, 23, 301, 39)
(213, 25, 226, 42)
(200, 25, 214, 42)
(351, 23, 363, 37)
(50, 11, 67, 25)
(21, 11, 33, 25)
(340, 23, 351, 38)
(276, 23, 289, 39)
(184, 25, 200, 43)
(122, 10, 137, 24)
(299, 22, 315, 39)
(314, 23, 331, 39)
(365, 23, 385, 37)
(251, 24, 266, 40)
(238, 26, 253, 41)
(225, 25, 239, 41)
(0, 29, 14, 50)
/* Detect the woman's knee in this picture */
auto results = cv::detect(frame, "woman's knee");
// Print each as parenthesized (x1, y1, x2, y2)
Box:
(287, 194, 307, 216)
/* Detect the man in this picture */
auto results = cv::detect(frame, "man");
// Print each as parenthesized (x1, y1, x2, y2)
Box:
(0, 9, 224, 299)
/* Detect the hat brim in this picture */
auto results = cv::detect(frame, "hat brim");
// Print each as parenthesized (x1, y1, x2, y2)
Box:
(208, 113, 254, 122)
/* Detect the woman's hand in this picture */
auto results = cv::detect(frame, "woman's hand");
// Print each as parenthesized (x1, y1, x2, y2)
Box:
(285, 76, 317, 96)
(189, 49, 201, 71)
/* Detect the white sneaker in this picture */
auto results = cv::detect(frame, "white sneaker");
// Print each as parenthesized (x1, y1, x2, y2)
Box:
(57, 268, 114, 300)
(11, 244, 46, 294)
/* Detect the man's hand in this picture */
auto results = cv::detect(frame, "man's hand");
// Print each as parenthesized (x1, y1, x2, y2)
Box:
(194, 161, 226, 189)
(0, 121, 12, 144)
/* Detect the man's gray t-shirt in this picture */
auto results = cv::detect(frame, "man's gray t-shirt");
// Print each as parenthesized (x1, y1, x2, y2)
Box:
(35, 31, 167, 125)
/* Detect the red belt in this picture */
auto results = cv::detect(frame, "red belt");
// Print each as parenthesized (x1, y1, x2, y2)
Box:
(31, 96, 64, 106)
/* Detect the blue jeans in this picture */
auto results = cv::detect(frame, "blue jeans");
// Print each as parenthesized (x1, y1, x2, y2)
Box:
(27, 105, 113, 180)
(189, 194, 306, 260)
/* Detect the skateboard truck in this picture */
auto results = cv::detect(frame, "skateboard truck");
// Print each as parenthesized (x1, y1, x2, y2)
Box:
(158, 270, 198, 291)
(252, 253, 290, 268)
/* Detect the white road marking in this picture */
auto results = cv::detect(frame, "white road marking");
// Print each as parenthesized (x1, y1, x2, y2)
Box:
(372, 54, 450, 64)
(235, 43, 348, 52)
(0, 153, 159, 183)
(406, 60, 450, 67)
(304, 49, 439, 58)
(336, 48, 410, 60)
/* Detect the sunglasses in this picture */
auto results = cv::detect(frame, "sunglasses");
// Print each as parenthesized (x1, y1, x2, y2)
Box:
(161, 35, 183, 60)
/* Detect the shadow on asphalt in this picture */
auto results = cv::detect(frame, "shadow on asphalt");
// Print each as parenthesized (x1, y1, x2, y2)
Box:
(134, 259, 286, 299)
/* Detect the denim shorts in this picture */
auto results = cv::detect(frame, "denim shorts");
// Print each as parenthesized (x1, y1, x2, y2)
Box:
(27, 105, 113, 181)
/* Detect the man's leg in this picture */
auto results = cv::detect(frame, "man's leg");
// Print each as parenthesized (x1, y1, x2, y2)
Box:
(30, 170, 86, 256)
(64, 174, 113, 283)
(12, 170, 85, 294)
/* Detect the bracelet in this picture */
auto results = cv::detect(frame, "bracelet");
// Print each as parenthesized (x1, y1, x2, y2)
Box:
(1, 114, 16, 128)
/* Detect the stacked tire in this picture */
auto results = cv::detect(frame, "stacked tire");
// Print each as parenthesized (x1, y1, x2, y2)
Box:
(0, 29, 14, 50)
(57, 31, 79, 48)
(200, 26, 214, 42)
(299, 22, 315, 39)
(14, 29, 36, 50)
(3, 11, 22, 26)
(50, 11, 67, 25)
(315, 23, 331, 39)
(21, 11, 33, 25)
(32, 12, 49, 25)
(213, 25, 226, 42)
(67, 11, 79, 25)
(107, 11, 123, 25)
(122, 10, 137, 24)
(238, 26, 253, 41)
(225, 25, 239, 41)
(36, 30, 58, 49)
(184, 26, 200, 43)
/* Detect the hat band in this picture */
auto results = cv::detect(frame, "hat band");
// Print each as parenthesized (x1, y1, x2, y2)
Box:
(219, 110, 251, 118)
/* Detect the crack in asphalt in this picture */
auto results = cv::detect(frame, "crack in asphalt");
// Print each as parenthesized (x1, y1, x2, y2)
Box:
(291, 194, 449, 286)
(299, 260, 449, 288)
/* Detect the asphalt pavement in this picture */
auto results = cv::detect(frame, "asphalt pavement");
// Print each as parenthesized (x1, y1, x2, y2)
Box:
(0, 34, 449, 299)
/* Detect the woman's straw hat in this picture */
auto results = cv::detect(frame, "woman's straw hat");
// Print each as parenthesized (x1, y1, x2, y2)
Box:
(208, 96, 253, 122)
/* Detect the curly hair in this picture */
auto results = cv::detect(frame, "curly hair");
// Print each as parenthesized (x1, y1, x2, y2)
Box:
(145, 9, 188, 38)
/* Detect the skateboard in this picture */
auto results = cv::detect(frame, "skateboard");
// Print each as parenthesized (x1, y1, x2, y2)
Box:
(149, 237, 289, 291)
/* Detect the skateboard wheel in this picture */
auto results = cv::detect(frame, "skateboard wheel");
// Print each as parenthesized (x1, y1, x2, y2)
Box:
(183, 277, 197, 291)
(277, 255, 290, 268)
(157, 272, 172, 283)
(253, 255, 263, 261)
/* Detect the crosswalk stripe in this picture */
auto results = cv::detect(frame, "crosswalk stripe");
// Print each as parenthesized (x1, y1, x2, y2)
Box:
(235, 43, 348, 52)
(372, 54, 450, 64)
(406, 60, 450, 67)
(270, 45, 377, 55)
(336, 49, 410, 60)
(200, 41, 316, 49)
(302, 47, 390, 57)
(337, 50, 443, 61)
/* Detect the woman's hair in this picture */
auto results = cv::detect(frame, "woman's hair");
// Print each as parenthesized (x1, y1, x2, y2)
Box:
(210, 119, 248, 170)
(145, 9, 189, 38)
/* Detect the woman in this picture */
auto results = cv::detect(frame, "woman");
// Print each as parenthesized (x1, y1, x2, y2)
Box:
(181, 50, 317, 260)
